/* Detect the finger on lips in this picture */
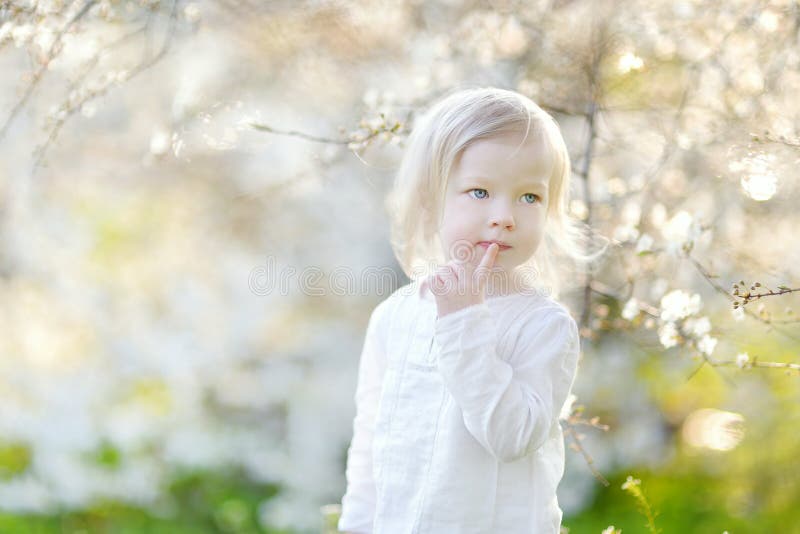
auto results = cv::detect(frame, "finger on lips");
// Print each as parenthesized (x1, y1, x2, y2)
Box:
(427, 242, 500, 297)
(478, 243, 499, 269)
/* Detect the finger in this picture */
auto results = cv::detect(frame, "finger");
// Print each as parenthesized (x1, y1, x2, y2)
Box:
(473, 246, 494, 293)
(420, 276, 429, 290)
(430, 265, 453, 294)
(433, 274, 442, 289)
(429, 273, 445, 295)
(420, 276, 432, 295)
(441, 263, 459, 282)
(445, 260, 463, 274)
(478, 242, 499, 271)
(441, 264, 461, 292)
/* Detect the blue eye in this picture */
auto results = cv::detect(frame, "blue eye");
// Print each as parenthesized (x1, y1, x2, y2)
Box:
(522, 193, 540, 204)
(468, 188, 488, 199)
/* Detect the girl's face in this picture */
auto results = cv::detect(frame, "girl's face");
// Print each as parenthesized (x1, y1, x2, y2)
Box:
(438, 132, 553, 277)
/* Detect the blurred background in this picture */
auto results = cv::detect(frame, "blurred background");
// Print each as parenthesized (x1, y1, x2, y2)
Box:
(1, 0, 799, 533)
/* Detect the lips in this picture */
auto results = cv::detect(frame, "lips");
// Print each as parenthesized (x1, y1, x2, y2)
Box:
(477, 241, 512, 251)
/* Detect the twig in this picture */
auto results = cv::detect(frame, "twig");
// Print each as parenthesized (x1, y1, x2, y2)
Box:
(249, 123, 351, 145)
(0, 0, 97, 141)
(685, 253, 800, 342)
(709, 356, 800, 373)
(621, 476, 660, 534)
(732, 282, 800, 307)
(249, 113, 409, 157)
(752, 131, 800, 149)
(684, 349, 737, 388)
(563, 420, 610, 487)
(124, 0, 181, 78)
(32, 0, 181, 169)
(578, 20, 608, 331)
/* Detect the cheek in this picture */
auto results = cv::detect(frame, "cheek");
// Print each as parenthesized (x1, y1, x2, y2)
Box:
(529, 209, 547, 228)
(520, 216, 546, 246)
(440, 200, 472, 232)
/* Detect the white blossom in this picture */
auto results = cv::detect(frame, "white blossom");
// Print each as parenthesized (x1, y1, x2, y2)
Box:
(731, 153, 778, 201)
(636, 233, 654, 254)
(741, 168, 777, 201)
(614, 224, 639, 242)
(621, 200, 642, 226)
(0, 22, 13, 44)
(660, 290, 702, 322)
(33, 26, 55, 53)
(149, 129, 171, 156)
(684, 316, 711, 337)
(11, 23, 35, 47)
(758, 10, 779, 32)
(650, 202, 667, 229)
(697, 334, 717, 356)
(35, 0, 63, 15)
(618, 51, 645, 73)
(184, 3, 201, 23)
(661, 210, 693, 244)
(658, 321, 680, 348)
(736, 352, 750, 368)
(621, 298, 640, 321)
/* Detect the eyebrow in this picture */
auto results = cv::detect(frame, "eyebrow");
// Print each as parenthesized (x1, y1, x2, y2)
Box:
(462, 176, 549, 191)
(520, 181, 549, 191)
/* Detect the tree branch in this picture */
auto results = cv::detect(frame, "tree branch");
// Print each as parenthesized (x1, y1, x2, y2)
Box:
(685, 252, 800, 342)
(563, 420, 610, 487)
(32, 0, 181, 170)
(0, 0, 97, 142)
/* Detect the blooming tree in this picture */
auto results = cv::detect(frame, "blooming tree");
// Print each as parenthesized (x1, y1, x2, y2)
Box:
(0, 0, 798, 532)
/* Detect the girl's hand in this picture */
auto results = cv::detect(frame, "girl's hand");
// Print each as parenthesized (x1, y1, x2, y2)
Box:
(425, 242, 499, 318)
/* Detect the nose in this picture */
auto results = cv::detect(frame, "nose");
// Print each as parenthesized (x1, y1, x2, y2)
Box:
(489, 205, 515, 230)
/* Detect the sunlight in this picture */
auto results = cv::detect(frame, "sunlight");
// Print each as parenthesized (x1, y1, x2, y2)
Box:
(682, 408, 745, 452)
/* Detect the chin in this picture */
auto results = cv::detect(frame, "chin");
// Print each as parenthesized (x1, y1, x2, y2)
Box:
(491, 261, 515, 272)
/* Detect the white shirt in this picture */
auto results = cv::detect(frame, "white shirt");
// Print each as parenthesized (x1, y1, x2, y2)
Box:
(338, 279, 581, 534)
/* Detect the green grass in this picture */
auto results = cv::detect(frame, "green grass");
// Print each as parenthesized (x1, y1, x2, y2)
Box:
(564, 470, 800, 534)
(0, 468, 288, 534)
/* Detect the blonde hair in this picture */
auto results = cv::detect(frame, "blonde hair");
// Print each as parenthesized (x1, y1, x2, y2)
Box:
(385, 86, 606, 298)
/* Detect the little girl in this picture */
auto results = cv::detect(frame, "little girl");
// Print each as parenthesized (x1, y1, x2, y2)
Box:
(338, 87, 598, 533)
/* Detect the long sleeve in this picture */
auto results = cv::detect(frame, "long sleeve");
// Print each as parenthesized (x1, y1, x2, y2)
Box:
(338, 300, 390, 534)
(433, 302, 580, 463)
